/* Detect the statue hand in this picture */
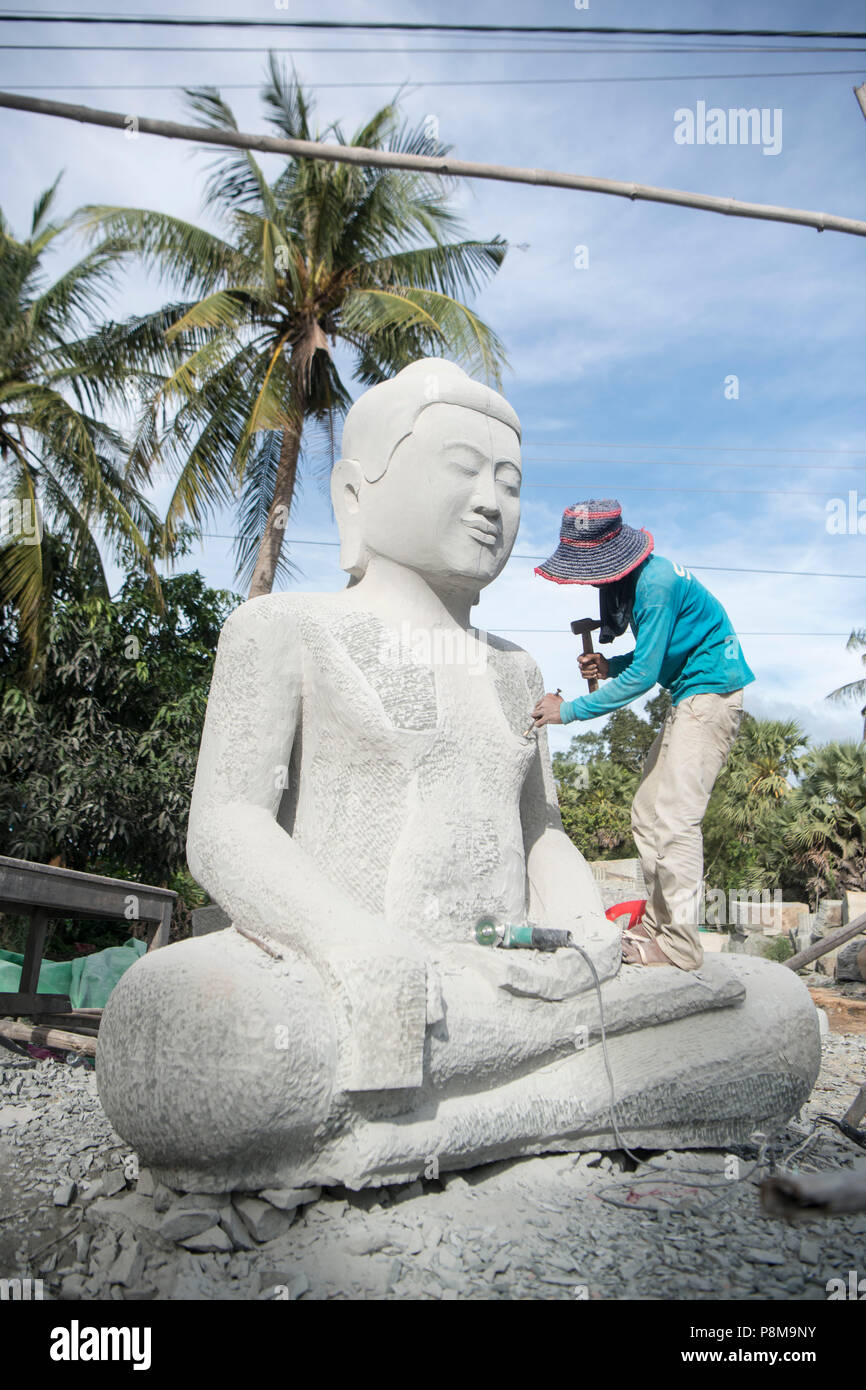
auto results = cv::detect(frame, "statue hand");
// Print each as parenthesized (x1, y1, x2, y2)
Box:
(321, 927, 432, 1094)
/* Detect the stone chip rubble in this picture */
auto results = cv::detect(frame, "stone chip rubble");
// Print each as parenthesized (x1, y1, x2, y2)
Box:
(0, 1030, 864, 1300)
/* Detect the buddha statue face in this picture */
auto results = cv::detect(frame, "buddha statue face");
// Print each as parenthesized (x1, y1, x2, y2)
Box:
(335, 400, 522, 593)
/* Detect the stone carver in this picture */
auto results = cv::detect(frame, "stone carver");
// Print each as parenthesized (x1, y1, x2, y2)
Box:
(529, 500, 756, 973)
(97, 358, 821, 1193)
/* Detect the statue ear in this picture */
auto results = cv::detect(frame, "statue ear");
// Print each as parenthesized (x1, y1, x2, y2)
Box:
(331, 458, 370, 578)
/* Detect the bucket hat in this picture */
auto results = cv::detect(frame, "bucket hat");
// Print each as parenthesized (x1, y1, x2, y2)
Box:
(534, 499, 653, 585)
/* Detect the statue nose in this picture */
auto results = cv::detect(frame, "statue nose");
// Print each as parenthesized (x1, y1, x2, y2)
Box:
(470, 470, 501, 518)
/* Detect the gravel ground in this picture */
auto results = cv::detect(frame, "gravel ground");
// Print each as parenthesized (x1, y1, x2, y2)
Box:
(1, 1008, 864, 1302)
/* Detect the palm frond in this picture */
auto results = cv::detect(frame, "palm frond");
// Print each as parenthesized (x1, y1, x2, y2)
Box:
(362, 238, 508, 300)
(0, 461, 43, 662)
(342, 285, 507, 385)
(73, 205, 242, 296)
(183, 86, 279, 221)
(260, 55, 316, 142)
(30, 174, 63, 240)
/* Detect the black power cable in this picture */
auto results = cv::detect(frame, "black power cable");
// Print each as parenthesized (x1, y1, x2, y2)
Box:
(0, 16, 865, 40)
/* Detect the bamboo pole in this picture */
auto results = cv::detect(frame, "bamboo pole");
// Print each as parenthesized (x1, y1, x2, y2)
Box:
(785, 910, 866, 973)
(0, 1018, 97, 1056)
(1, 90, 865, 240)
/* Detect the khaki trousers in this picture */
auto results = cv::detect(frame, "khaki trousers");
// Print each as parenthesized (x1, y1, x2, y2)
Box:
(630, 690, 745, 970)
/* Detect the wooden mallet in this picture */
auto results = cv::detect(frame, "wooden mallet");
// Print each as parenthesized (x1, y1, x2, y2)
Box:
(571, 618, 602, 692)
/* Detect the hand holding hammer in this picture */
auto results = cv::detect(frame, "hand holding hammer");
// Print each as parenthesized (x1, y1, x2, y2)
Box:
(571, 618, 605, 692)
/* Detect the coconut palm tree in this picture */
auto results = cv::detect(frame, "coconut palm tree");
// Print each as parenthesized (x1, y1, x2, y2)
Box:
(784, 740, 866, 895)
(78, 60, 509, 597)
(827, 628, 866, 738)
(716, 715, 807, 831)
(0, 177, 164, 670)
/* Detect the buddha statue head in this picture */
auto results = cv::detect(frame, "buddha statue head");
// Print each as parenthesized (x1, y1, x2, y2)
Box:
(331, 358, 522, 596)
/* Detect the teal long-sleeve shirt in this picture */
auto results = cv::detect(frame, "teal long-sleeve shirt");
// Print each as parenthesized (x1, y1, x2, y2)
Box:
(559, 554, 755, 723)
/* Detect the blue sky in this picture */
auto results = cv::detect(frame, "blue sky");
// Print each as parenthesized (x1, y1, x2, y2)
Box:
(2, 0, 865, 752)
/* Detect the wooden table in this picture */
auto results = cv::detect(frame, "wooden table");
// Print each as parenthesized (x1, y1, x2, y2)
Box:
(0, 855, 175, 1031)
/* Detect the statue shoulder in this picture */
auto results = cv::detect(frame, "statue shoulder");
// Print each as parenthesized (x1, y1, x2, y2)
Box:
(479, 630, 544, 692)
(218, 591, 336, 644)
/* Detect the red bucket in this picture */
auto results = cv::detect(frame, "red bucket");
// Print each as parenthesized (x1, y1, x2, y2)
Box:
(604, 899, 647, 931)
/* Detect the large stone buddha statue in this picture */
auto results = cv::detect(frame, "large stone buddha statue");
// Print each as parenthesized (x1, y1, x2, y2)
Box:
(97, 359, 820, 1194)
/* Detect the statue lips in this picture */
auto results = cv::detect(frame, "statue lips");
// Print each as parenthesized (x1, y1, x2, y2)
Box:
(463, 519, 501, 548)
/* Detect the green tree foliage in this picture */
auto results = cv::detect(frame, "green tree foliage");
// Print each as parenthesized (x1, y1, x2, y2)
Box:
(0, 561, 237, 888)
(780, 740, 866, 898)
(702, 714, 808, 894)
(553, 692, 672, 859)
(556, 756, 640, 859)
(0, 178, 166, 667)
(79, 60, 509, 598)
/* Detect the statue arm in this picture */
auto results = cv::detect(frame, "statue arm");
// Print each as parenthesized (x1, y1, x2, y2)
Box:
(519, 655, 619, 964)
(186, 597, 429, 1092)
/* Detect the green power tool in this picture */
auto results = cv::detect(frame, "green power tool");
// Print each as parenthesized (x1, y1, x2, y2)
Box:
(475, 917, 574, 951)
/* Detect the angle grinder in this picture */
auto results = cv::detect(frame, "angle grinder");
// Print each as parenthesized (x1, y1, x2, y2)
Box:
(475, 917, 574, 951)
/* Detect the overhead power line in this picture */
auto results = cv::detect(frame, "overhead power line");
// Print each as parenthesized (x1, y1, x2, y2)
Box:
(198, 535, 866, 581)
(522, 456, 866, 474)
(522, 482, 836, 496)
(523, 440, 866, 455)
(4, 41, 866, 55)
(5, 71, 863, 92)
(1, 15, 865, 40)
(2, 90, 864, 240)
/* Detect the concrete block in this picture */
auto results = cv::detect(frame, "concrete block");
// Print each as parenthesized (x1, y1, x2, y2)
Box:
(730, 898, 784, 935)
(816, 900, 843, 936)
(597, 882, 647, 913)
(843, 891, 866, 926)
(779, 903, 811, 933)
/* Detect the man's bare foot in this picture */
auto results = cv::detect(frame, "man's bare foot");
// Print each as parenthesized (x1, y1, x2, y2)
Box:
(622, 933, 673, 967)
(622, 921, 653, 941)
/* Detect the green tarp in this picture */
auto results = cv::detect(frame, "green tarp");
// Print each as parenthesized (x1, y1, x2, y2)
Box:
(0, 939, 146, 1009)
